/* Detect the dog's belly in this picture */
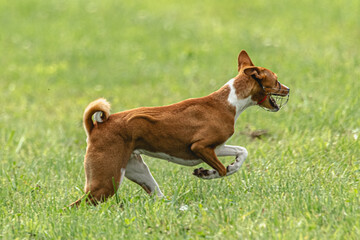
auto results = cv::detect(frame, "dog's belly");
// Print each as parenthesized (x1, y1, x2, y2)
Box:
(133, 149, 203, 166)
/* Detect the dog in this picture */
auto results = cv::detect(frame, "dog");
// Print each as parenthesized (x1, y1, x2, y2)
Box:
(69, 50, 290, 207)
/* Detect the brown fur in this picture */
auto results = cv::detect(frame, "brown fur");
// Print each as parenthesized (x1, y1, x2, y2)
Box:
(68, 50, 289, 207)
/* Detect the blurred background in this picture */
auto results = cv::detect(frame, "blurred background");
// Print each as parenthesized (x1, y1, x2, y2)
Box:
(1, 0, 359, 238)
(1, 0, 359, 134)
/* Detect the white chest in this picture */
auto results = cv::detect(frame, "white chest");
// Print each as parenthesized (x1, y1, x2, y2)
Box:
(226, 78, 256, 121)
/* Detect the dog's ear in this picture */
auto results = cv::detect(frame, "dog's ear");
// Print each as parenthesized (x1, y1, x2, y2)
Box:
(238, 50, 254, 71)
(243, 66, 262, 80)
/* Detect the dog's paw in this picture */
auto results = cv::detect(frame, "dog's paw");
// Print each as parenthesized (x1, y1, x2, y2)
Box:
(193, 167, 219, 179)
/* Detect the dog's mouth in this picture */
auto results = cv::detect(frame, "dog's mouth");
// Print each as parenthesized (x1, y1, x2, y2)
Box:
(259, 90, 290, 112)
(267, 92, 290, 112)
(269, 95, 279, 111)
(254, 78, 290, 112)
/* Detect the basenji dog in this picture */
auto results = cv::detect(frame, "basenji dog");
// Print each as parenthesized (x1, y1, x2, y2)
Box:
(69, 50, 290, 207)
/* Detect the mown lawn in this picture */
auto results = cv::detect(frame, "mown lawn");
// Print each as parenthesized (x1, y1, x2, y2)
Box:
(1, 0, 359, 239)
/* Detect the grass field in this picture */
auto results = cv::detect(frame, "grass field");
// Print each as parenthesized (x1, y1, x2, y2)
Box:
(1, 0, 360, 239)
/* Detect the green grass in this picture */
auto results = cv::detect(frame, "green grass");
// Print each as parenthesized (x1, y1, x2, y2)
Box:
(1, 0, 360, 239)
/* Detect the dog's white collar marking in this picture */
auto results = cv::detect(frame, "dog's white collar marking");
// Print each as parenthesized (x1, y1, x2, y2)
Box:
(226, 78, 256, 121)
(94, 111, 103, 122)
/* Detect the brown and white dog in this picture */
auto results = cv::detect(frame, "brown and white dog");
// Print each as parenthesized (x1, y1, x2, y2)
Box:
(69, 50, 290, 206)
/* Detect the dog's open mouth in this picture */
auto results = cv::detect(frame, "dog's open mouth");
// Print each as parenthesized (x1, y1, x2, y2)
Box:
(255, 79, 290, 112)
(269, 95, 279, 110)
(270, 93, 289, 111)
(262, 92, 290, 112)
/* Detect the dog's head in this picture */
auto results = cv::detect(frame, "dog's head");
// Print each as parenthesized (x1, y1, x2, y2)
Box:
(237, 50, 290, 112)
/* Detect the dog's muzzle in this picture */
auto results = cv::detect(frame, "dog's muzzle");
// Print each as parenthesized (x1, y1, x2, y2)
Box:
(257, 80, 290, 112)
(266, 91, 290, 112)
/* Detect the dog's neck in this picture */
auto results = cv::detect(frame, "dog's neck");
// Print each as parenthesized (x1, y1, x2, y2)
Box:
(226, 78, 256, 120)
(211, 77, 257, 122)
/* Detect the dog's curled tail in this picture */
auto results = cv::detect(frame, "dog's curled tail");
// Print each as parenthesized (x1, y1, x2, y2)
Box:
(83, 98, 111, 136)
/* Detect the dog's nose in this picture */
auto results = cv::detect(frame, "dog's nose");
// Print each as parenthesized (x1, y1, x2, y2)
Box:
(281, 84, 290, 95)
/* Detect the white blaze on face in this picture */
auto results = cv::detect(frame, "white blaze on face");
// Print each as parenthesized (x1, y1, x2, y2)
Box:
(225, 79, 256, 121)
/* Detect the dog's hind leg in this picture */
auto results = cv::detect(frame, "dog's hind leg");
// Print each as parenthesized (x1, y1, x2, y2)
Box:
(216, 145, 248, 175)
(68, 143, 132, 207)
(193, 145, 248, 179)
(84, 152, 131, 205)
(125, 153, 164, 198)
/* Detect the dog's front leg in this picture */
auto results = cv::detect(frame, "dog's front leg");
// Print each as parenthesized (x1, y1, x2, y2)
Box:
(191, 142, 227, 178)
(193, 145, 248, 179)
(125, 153, 164, 198)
